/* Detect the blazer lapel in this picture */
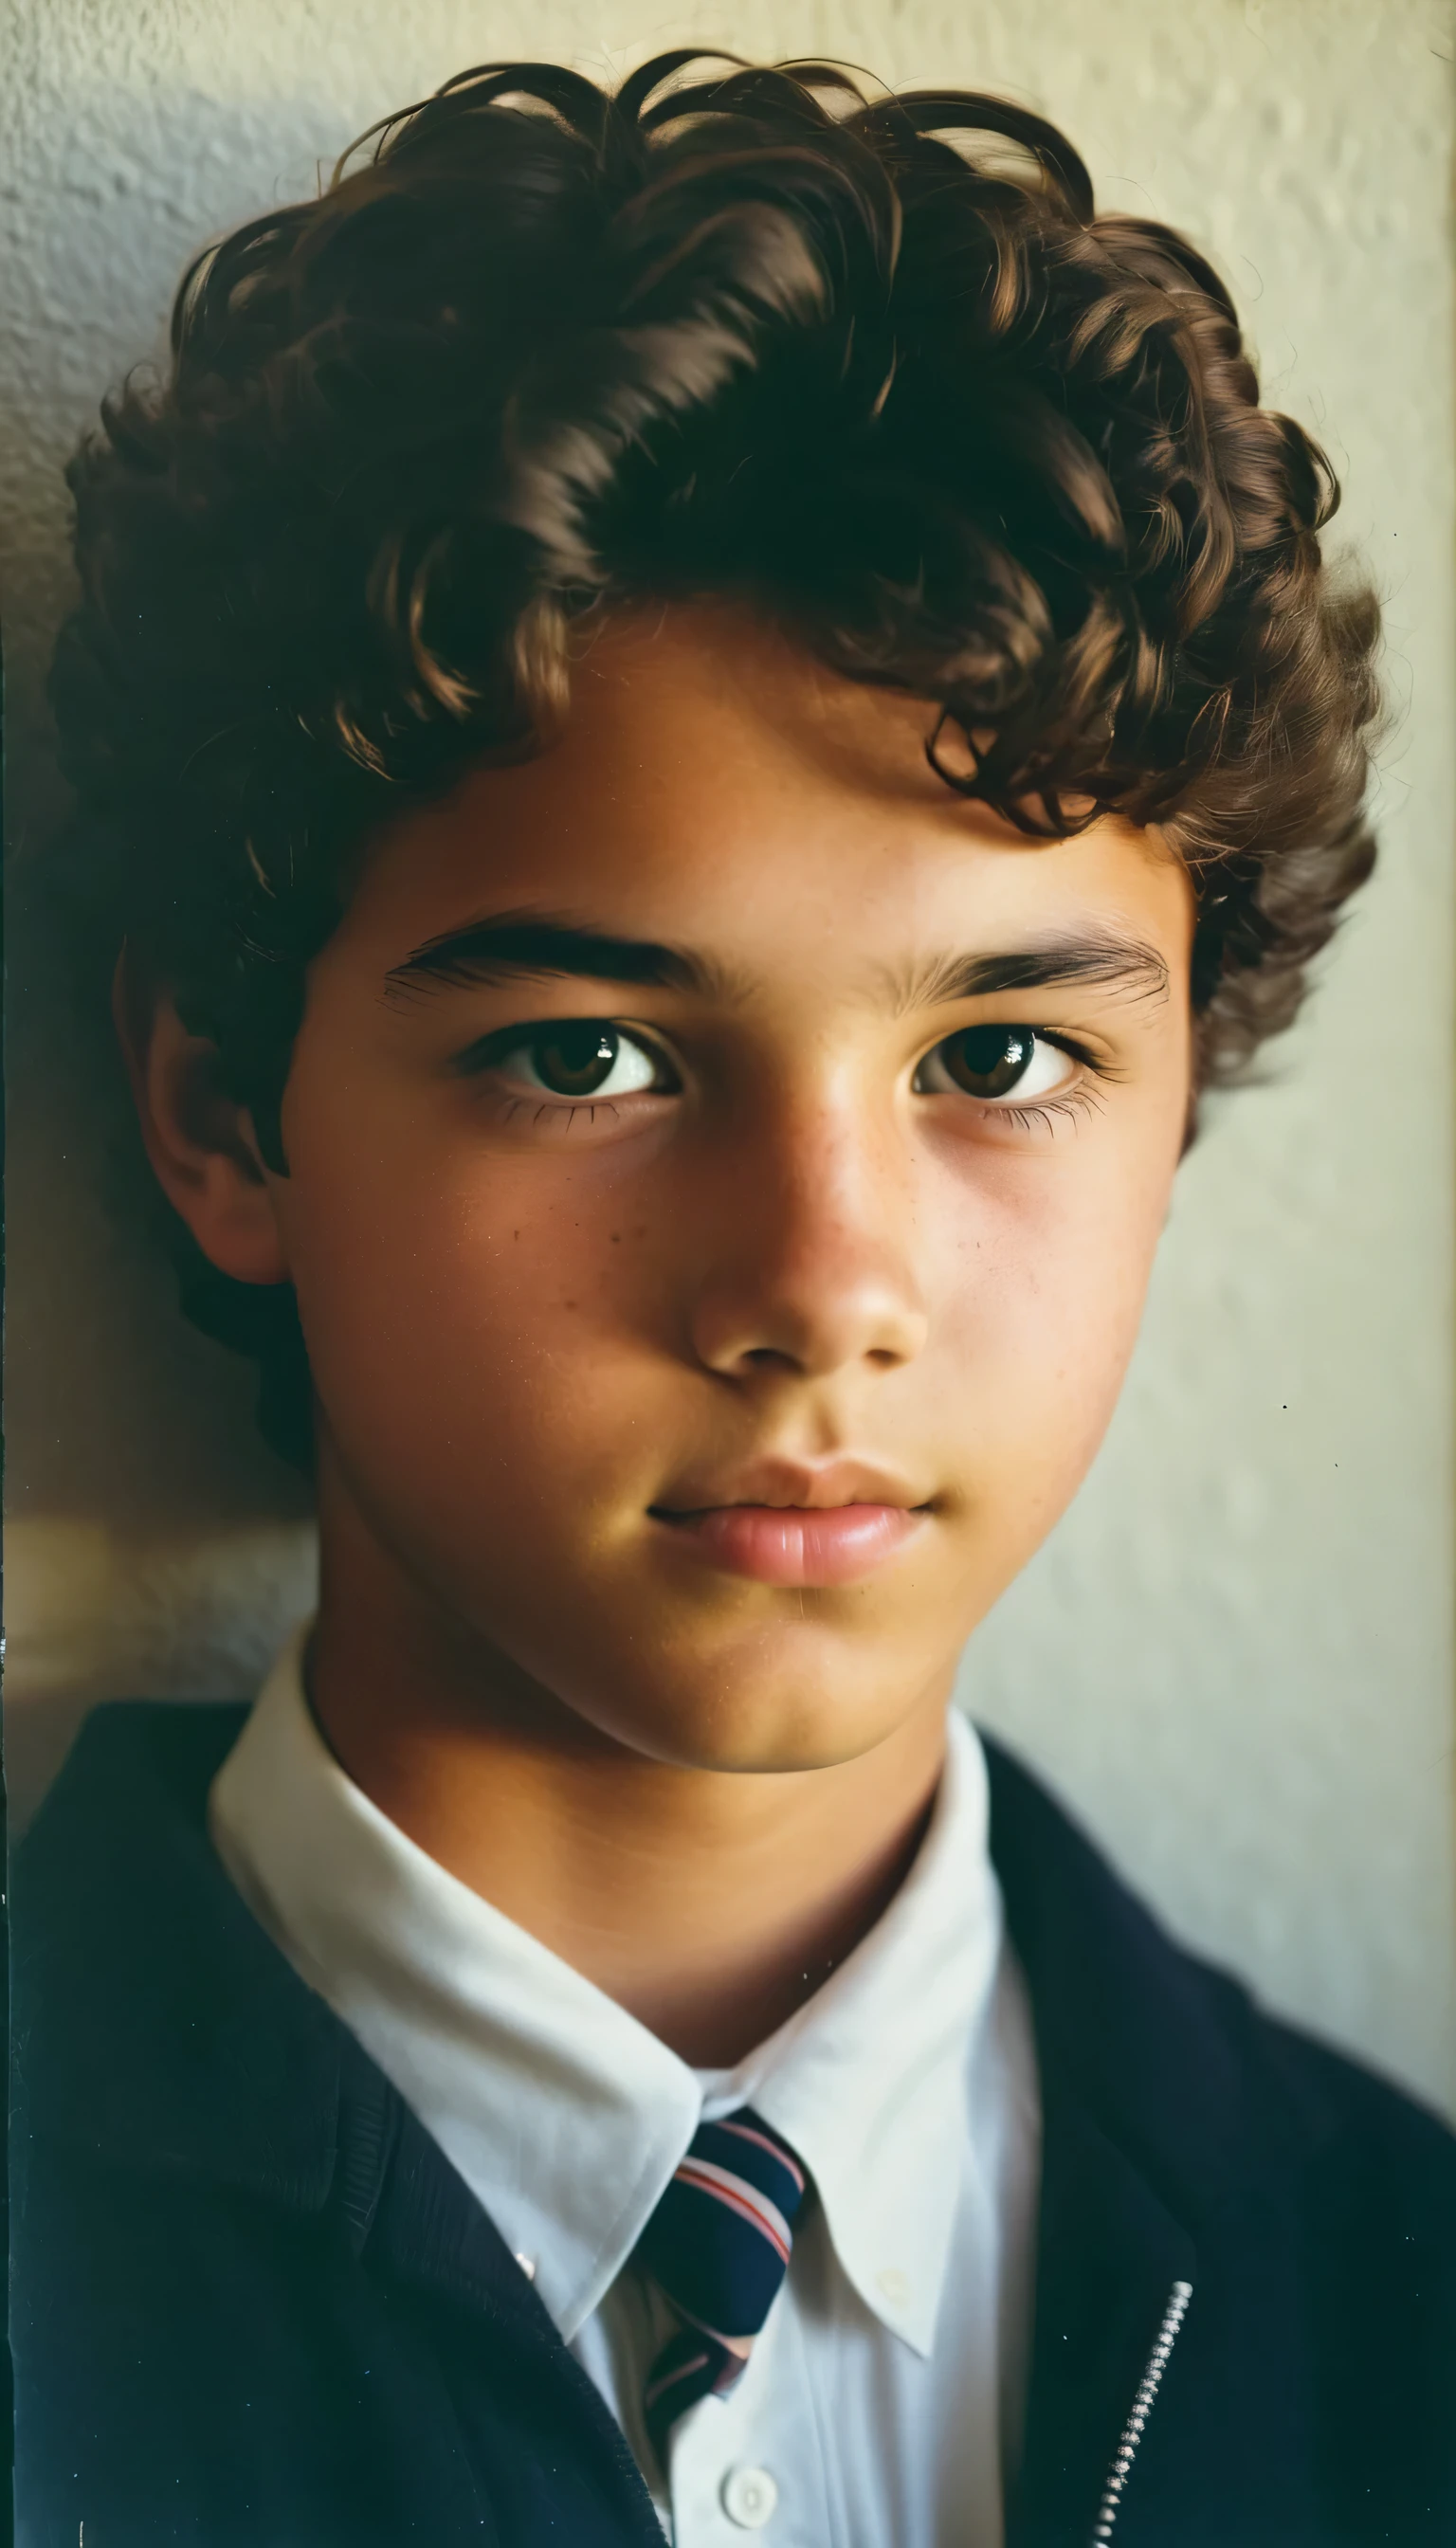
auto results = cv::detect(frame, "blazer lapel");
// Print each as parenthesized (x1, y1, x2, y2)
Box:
(1006, 2096, 1197, 2546)
(982, 1733, 1247, 2547)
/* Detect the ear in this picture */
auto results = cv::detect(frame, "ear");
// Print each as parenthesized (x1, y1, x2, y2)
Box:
(112, 948, 290, 1286)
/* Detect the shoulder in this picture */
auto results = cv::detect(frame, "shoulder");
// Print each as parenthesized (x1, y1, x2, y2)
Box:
(978, 1723, 1456, 2511)
(11, 1695, 341, 2177)
(13, 1697, 249, 1977)
(977, 1722, 1456, 2190)
(23, 1693, 251, 1822)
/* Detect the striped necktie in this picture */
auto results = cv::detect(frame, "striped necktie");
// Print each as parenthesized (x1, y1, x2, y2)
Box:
(635, 2107, 810, 2461)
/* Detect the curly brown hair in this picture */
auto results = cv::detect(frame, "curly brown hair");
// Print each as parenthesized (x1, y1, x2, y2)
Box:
(49, 50, 1382, 1465)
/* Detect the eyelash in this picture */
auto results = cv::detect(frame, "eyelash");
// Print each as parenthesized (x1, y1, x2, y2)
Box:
(454, 1021, 1113, 1131)
(983, 1083, 1108, 1137)
(499, 1099, 625, 1133)
(984, 1034, 1110, 1136)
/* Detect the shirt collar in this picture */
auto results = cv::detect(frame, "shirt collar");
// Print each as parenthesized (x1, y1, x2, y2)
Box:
(209, 1628, 1004, 2357)
(209, 1625, 697, 2339)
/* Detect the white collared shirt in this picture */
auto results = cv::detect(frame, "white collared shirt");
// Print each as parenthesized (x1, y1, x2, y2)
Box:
(209, 1629, 1041, 2546)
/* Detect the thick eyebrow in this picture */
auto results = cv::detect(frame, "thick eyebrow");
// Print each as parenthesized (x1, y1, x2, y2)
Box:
(887, 931, 1171, 1012)
(384, 909, 1170, 1016)
(383, 910, 728, 1003)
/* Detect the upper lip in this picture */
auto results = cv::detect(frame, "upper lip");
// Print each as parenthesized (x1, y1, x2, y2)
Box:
(650, 1457, 931, 1516)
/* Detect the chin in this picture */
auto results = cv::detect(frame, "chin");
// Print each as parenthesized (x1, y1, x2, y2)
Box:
(573, 1638, 938, 1776)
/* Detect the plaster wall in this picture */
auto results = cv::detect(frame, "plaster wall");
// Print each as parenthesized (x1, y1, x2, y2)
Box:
(4, 0, 1454, 2112)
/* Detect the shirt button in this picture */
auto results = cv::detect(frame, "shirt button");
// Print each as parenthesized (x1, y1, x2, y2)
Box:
(720, 2465, 779, 2528)
(876, 2266, 911, 2309)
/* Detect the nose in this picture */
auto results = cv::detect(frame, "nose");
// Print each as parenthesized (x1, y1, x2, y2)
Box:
(685, 1097, 929, 1383)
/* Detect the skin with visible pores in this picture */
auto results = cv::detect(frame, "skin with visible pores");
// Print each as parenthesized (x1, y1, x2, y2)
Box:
(131, 604, 1193, 2064)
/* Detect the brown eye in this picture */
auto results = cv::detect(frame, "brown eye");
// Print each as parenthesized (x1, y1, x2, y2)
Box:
(483, 1021, 668, 1100)
(916, 1026, 1036, 1099)
(529, 1024, 621, 1095)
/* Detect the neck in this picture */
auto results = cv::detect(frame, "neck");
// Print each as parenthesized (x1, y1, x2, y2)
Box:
(307, 1510, 951, 2070)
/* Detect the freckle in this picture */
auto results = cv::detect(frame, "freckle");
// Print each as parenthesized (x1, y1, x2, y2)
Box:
(610, 1231, 621, 1244)
(563, 1300, 577, 1311)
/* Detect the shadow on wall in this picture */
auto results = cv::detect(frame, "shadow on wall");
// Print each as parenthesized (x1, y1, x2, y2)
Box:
(4, 81, 363, 1825)
(5, 835, 319, 1829)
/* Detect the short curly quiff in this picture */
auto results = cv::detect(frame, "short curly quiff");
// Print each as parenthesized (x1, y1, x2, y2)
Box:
(50, 51, 1382, 1464)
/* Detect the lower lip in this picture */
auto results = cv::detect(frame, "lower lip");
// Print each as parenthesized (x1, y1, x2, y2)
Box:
(652, 1503, 925, 1588)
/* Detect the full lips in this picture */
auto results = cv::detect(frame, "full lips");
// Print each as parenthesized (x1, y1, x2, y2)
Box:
(655, 1502, 925, 1588)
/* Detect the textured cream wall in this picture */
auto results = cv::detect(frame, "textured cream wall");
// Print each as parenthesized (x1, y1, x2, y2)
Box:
(4, 0, 1453, 2112)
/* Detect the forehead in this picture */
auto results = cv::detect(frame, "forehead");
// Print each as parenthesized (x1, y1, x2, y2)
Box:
(340, 603, 1194, 977)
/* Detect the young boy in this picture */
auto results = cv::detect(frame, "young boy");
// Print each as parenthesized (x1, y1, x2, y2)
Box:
(13, 50, 1455, 2548)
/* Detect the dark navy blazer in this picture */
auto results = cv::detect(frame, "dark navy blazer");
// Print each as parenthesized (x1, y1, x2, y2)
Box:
(11, 1700, 1456, 2546)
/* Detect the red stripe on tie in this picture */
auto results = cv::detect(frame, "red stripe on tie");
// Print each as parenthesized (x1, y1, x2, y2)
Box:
(716, 2120, 808, 2195)
(673, 2159, 792, 2263)
(644, 2350, 712, 2412)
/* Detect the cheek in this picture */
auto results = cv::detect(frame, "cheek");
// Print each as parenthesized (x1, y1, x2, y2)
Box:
(278, 1128, 655, 1495)
(934, 1138, 1172, 1493)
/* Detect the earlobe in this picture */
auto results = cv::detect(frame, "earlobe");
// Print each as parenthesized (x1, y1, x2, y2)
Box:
(111, 950, 291, 1287)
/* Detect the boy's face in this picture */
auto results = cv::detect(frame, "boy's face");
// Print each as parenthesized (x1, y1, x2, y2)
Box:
(250, 606, 1195, 1772)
